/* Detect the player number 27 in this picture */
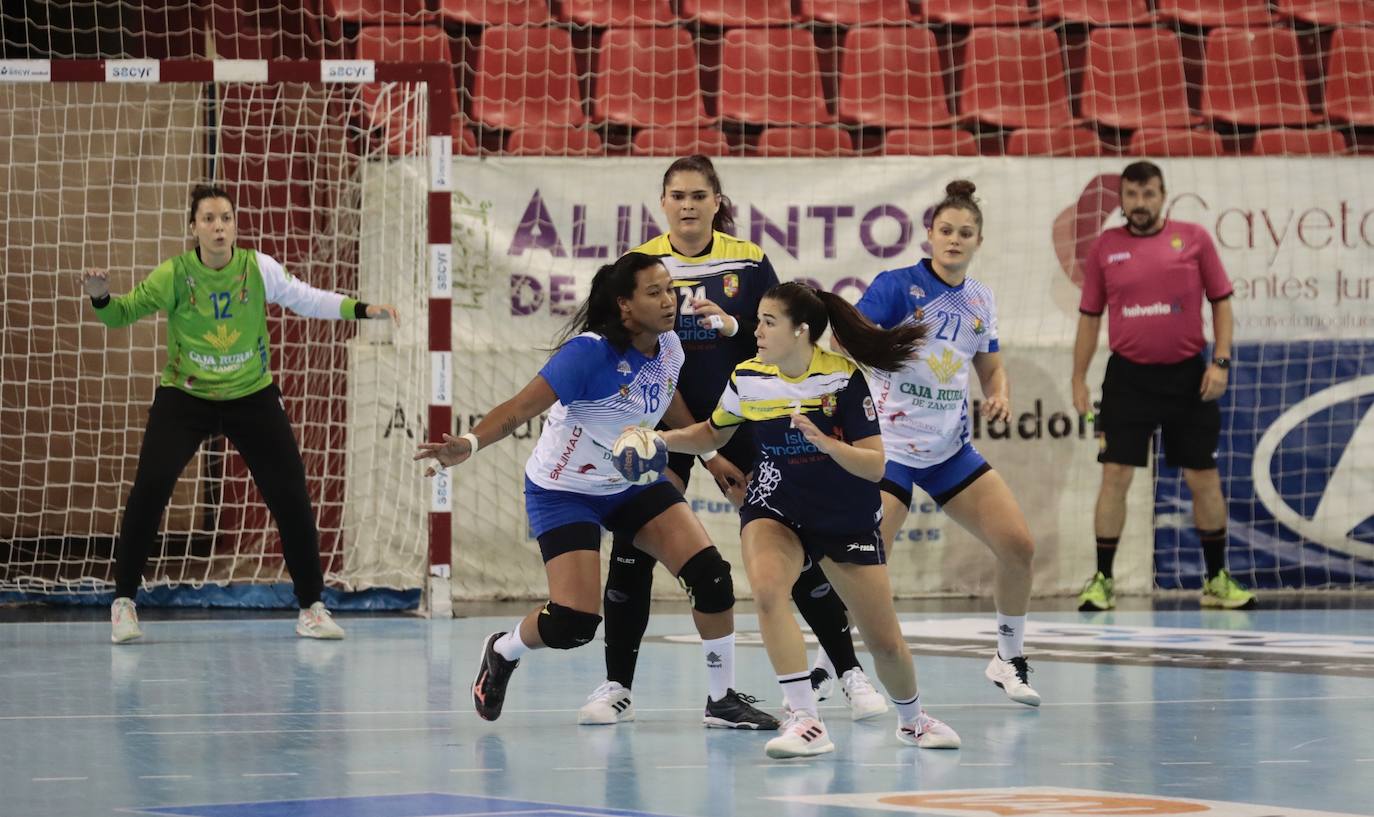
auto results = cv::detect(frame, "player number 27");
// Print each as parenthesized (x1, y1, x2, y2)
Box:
(933, 311, 961, 341)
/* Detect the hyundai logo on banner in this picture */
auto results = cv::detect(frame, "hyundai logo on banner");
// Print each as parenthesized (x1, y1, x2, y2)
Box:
(1153, 341, 1374, 589)
(1253, 374, 1374, 562)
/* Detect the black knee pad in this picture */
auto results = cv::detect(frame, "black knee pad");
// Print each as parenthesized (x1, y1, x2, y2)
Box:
(536, 602, 602, 650)
(676, 546, 734, 614)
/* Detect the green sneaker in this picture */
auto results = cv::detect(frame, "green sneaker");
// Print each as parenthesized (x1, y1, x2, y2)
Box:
(1201, 570, 1256, 609)
(1077, 572, 1115, 612)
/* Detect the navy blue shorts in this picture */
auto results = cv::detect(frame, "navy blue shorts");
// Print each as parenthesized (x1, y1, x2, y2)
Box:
(880, 442, 991, 508)
(524, 477, 685, 562)
(739, 505, 886, 567)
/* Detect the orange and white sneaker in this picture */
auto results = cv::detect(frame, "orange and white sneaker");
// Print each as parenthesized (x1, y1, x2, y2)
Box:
(296, 602, 345, 640)
(896, 711, 961, 749)
(110, 597, 143, 644)
(765, 709, 835, 759)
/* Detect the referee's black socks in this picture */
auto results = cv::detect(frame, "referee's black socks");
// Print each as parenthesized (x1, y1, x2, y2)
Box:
(1199, 528, 1228, 580)
(1095, 536, 1120, 578)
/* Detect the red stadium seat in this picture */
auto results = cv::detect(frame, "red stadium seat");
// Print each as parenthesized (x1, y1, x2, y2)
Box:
(355, 26, 458, 153)
(1081, 28, 1199, 130)
(1326, 26, 1374, 126)
(1039, 0, 1153, 25)
(679, 0, 795, 26)
(1154, 0, 1272, 28)
(559, 0, 675, 26)
(1201, 27, 1320, 126)
(718, 29, 832, 126)
(437, 0, 550, 26)
(1249, 127, 1348, 155)
(1005, 126, 1103, 156)
(1274, 0, 1374, 27)
(505, 126, 605, 156)
(754, 127, 855, 157)
(922, 0, 1034, 25)
(1126, 127, 1225, 156)
(472, 26, 585, 129)
(631, 128, 731, 156)
(320, 0, 430, 24)
(883, 129, 979, 155)
(838, 27, 954, 128)
(959, 28, 1072, 130)
(798, 0, 916, 25)
(593, 27, 712, 128)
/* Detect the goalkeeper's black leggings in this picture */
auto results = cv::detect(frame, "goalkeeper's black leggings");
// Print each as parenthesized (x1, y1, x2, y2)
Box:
(113, 384, 324, 608)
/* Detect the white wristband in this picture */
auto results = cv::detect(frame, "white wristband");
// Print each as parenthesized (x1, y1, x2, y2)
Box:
(460, 432, 480, 454)
(699, 449, 718, 463)
(721, 316, 739, 337)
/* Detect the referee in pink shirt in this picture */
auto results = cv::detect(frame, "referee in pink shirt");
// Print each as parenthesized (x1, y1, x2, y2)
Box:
(1070, 161, 1254, 612)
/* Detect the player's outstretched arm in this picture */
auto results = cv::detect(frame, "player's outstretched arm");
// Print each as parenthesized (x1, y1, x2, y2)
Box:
(658, 391, 734, 455)
(414, 374, 558, 476)
(82, 264, 176, 329)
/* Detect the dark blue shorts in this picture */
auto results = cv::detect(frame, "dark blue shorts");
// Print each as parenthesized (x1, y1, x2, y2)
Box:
(880, 442, 990, 508)
(524, 477, 685, 562)
(739, 505, 886, 567)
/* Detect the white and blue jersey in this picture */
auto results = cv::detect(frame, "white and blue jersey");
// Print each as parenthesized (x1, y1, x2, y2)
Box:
(855, 259, 999, 469)
(525, 331, 685, 495)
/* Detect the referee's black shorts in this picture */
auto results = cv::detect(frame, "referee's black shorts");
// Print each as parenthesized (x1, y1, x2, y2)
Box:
(1097, 353, 1220, 470)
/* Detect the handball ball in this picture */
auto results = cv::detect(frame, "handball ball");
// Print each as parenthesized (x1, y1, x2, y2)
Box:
(612, 427, 668, 485)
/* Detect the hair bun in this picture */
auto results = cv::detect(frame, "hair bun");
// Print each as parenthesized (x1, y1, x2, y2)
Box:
(945, 179, 977, 198)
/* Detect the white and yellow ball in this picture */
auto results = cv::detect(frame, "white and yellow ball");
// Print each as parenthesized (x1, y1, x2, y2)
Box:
(611, 427, 669, 485)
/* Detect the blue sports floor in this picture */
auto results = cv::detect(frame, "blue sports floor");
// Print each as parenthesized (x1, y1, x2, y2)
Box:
(2, 604, 1373, 817)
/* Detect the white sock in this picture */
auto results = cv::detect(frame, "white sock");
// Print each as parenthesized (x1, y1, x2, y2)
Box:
(701, 634, 735, 702)
(996, 612, 1026, 659)
(813, 644, 836, 678)
(494, 626, 529, 661)
(779, 671, 819, 717)
(893, 692, 920, 725)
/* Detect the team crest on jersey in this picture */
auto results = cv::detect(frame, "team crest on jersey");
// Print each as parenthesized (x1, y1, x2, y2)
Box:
(972, 318, 986, 335)
(909, 285, 925, 299)
(723, 273, 739, 298)
(619, 384, 630, 399)
(862, 396, 876, 421)
(820, 393, 837, 417)
(1171, 235, 1184, 251)
(616, 360, 632, 376)
(914, 307, 925, 321)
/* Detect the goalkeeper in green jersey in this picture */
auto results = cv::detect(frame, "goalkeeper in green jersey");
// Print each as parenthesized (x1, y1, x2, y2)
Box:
(83, 184, 400, 644)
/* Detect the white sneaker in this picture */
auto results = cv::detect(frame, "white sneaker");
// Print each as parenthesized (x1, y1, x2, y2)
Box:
(840, 668, 889, 721)
(765, 709, 835, 759)
(985, 653, 1041, 707)
(809, 667, 835, 702)
(578, 680, 635, 725)
(896, 710, 961, 749)
(110, 597, 143, 644)
(296, 602, 345, 639)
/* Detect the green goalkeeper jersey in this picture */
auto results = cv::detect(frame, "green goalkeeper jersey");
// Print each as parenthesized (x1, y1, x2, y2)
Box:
(92, 247, 360, 401)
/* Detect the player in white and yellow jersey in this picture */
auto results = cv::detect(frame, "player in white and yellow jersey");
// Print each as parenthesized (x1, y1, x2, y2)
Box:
(647, 282, 961, 760)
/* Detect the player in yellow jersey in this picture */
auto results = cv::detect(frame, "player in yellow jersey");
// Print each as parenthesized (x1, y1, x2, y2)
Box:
(581, 157, 884, 726)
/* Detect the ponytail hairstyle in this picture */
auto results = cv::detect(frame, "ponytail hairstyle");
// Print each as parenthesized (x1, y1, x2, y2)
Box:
(662, 154, 736, 235)
(766, 281, 925, 373)
(930, 179, 983, 234)
(551, 252, 665, 351)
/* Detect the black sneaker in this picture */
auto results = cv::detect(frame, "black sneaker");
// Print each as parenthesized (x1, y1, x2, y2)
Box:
(472, 631, 519, 721)
(703, 689, 780, 730)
